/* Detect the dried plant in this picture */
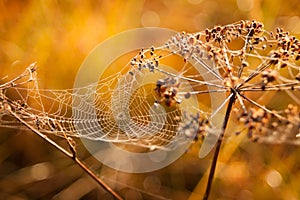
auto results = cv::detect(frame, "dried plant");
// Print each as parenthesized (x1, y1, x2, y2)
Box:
(1, 20, 300, 199)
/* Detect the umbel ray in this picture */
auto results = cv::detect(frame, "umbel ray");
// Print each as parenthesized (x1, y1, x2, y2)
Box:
(0, 20, 300, 200)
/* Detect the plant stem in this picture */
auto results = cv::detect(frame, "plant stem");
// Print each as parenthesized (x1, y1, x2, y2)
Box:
(5, 104, 124, 200)
(203, 90, 236, 200)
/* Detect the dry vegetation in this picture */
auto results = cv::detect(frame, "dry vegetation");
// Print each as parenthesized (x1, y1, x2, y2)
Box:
(1, 1, 300, 200)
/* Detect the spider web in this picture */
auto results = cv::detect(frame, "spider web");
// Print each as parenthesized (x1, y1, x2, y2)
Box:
(0, 60, 209, 151)
(1, 20, 300, 152)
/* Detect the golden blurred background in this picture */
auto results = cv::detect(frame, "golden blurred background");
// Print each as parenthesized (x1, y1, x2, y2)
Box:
(0, 0, 300, 199)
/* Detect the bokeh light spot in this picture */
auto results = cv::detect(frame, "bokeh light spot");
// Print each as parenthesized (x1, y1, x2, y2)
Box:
(141, 11, 160, 27)
(30, 162, 52, 181)
(265, 169, 282, 188)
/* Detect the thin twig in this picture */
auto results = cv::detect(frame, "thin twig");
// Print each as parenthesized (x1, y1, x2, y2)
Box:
(4, 103, 124, 200)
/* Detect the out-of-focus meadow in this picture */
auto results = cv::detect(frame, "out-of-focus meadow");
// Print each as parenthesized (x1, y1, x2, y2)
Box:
(1, 0, 300, 199)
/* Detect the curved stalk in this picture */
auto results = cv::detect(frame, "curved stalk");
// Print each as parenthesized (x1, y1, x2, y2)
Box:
(203, 90, 236, 200)
(5, 103, 124, 200)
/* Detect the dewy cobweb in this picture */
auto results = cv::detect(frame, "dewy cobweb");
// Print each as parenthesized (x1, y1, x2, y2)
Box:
(1, 20, 300, 156)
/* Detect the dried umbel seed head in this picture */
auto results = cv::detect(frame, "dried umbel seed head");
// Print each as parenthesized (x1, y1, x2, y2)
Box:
(154, 77, 181, 107)
(235, 107, 270, 138)
(235, 104, 300, 143)
(130, 48, 162, 73)
(261, 70, 277, 83)
(260, 69, 278, 89)
(14, 100, 28, 111)
(178, 111, 209, 142)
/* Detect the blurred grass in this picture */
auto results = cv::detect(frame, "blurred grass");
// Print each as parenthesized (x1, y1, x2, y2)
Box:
(1, 0, 300, 199)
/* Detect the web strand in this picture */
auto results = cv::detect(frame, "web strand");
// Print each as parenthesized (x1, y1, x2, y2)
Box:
(1, 20, 300, 150)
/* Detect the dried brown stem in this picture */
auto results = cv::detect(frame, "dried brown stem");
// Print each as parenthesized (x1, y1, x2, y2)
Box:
(203, 90, 236, 200)
(4, 103, 124, 200)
